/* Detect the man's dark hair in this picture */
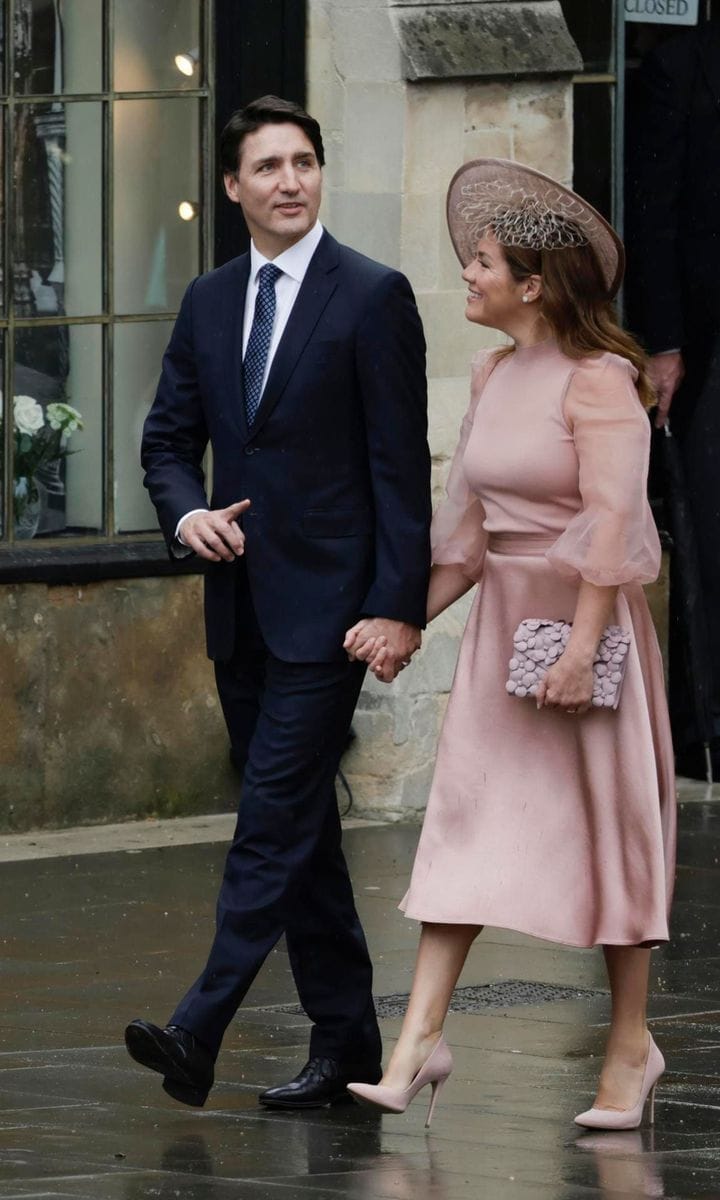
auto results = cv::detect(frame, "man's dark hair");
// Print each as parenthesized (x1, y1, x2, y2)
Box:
(219, 95, 325, 176)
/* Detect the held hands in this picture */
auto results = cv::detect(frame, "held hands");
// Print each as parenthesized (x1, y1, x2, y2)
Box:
(535, 648, 594, 715)
(344, 618, 421, 683)
(179, 500, 251, 562)
(649, 351, 684, 428)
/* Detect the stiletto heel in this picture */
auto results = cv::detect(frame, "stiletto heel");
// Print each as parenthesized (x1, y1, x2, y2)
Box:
(574, 1035, 664, 1131)
(425, 1076, 446, 1127)
(347, 1036, 453, 1123)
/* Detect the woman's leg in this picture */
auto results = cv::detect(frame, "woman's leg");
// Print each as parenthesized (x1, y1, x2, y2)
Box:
(594, 945, 652, 1110)
(381, 922, 481, 1089)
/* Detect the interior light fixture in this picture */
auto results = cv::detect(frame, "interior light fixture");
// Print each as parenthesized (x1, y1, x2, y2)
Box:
(178, 201, 199, 222)
(174, 48, 199, 77)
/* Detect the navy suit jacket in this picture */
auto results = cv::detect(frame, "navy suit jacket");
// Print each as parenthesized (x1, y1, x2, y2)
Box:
(141, 231, 432, 663)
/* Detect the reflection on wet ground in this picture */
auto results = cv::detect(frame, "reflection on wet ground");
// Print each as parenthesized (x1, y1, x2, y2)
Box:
(1, 781, 720, 1198)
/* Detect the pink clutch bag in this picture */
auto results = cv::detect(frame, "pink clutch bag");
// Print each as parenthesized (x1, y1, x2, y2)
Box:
(506, 619, 631, 710)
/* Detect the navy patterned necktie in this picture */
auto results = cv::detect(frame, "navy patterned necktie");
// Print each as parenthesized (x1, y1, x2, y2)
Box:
(242, 263, 282, 426)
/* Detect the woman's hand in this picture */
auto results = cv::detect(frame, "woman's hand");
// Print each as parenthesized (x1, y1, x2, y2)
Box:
(343, 619, 418, 682)
(535, 649, 594, 714)
(536, 580, 619, 714)
(344, 622, 388, 677)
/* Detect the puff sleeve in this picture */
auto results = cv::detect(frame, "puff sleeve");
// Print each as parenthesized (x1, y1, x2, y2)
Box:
(430, 350, 495, 582)
(546, 356, 661, 587)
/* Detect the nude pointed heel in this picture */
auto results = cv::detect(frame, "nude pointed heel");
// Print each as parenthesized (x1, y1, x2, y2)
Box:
(574, 1035, 664, 1131)
(425, 1075, 447, 1127)
(347, 1036, 453, 1127)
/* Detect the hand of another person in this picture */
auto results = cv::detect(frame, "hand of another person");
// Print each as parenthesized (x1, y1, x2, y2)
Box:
(648, 351, 684, 428)
(344, 618, 421, 683)
(178, 500, 251, 562)
(535, 650, 594, 714)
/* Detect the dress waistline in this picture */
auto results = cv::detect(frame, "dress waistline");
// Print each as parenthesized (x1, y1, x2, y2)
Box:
(487, 532, 555, 556)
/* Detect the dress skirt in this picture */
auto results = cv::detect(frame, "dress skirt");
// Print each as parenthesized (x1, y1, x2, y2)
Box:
(400, 534, 676, 948)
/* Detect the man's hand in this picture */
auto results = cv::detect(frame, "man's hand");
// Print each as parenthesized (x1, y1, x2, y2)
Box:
(178, 500, 251, 562)
(649, 351, 684, 428)
(344, 618, 421, 683)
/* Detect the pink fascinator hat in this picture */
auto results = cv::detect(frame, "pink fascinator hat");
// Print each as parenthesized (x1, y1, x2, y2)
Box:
(446, 158, 625, 300)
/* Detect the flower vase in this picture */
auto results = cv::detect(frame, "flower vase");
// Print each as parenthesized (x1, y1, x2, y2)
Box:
(14, 475, 42, 539)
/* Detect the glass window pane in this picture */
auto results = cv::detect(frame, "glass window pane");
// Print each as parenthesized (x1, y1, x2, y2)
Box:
(114, 0, 201, 92)
(559, 0, 614, 74)
(0, 331, 5, 538)
(12, 102, 103, 317)
(13, 324, 103, 538)
(114, 98, 201, 315)
(113, 322, 173, 533)
(14, 0, 103, 95)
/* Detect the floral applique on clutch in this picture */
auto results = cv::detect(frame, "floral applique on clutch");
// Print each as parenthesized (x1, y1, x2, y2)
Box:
(506, 619, 630, 710)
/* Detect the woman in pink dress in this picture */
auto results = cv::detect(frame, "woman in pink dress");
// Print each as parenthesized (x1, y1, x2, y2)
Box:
(345, 160, 676, 1130)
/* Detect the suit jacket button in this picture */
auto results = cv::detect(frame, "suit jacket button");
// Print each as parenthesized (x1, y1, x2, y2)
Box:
(244, 446, 257, 456)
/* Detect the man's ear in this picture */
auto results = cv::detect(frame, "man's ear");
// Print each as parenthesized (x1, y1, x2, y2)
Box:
(224, 172, 241, 204)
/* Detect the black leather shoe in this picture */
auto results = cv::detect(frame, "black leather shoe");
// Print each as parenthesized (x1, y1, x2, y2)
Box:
(259, 1056, 382, 1109)
(124, 1020, 214, 1107)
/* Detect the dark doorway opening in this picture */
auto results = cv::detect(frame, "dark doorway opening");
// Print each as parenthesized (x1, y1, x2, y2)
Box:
(213, 0, 307, 266)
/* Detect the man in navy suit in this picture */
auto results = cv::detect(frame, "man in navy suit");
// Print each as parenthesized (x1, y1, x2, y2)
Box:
(125, 96, 431, 1109)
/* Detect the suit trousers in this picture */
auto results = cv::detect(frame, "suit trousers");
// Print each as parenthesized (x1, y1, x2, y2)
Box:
(170, 578, 382, 1065)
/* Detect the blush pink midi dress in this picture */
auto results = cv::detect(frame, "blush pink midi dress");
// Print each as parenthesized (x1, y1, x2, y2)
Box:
(401, 341, 676, 947)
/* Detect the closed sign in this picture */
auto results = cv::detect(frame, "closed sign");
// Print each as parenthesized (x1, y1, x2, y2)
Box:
(624, 0, 699, 22)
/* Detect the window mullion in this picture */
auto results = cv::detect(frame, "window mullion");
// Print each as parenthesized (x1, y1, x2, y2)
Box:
(202, 0, 215, 275)
(105, 0, 114, 539)
(4, 0, 14, 542)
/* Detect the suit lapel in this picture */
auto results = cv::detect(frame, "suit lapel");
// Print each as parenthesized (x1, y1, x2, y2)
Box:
(223, 254, 251, 441)
(248, 232, 340, 439)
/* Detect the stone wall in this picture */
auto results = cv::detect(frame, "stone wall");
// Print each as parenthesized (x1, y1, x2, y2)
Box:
(308, 0, 584, 818)
(0, 576, 232, 832)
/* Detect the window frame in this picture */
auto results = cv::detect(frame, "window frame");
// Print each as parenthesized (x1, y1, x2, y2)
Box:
(0, 0, 214, 579)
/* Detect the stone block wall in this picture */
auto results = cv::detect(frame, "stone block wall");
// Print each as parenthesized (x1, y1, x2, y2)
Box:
(0, 576, 233, 832)
(308, 0, 584, 819)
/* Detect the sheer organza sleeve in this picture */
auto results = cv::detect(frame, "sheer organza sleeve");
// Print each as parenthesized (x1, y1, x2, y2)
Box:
(546, 355, 661, 587)
(430, 350, 496, 582)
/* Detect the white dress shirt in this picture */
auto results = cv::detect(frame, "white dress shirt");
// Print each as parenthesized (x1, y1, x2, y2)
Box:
(175, 221, 325, 547)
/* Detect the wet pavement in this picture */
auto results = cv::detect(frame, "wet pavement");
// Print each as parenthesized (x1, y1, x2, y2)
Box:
(2, 781, 720, 1199)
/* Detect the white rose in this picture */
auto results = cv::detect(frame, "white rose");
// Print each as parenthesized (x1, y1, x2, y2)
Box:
(14, 395, 44, 436)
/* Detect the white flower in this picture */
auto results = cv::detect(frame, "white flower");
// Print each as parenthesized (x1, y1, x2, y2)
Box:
(46, 402, 83, 437)
(13, 395, 44, 436)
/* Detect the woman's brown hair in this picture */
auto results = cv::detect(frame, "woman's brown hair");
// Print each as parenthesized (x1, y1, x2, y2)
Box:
(497, 240, 655, 409)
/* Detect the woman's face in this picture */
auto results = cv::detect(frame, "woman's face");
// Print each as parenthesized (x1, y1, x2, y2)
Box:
(462, 232, 528, 331)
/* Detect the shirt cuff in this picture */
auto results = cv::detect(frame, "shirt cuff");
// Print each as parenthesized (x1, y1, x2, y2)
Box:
(172, 508, 209, 557)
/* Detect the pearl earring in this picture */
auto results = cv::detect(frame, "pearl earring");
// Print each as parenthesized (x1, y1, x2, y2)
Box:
(522, 296, 529, 304)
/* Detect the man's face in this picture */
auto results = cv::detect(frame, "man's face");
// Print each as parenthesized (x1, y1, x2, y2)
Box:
(224, 122, 322, 257)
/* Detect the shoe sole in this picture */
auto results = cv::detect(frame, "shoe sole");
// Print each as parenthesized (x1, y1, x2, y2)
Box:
(348, 1093, 400, 1114)
(259, 1091, 358, 1110)
(162, 1075, 209, 1107)
(124, 1026, 209, 1108)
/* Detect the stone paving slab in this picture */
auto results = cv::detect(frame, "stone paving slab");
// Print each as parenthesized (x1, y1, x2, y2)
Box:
(1, 784, 720, 1198)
